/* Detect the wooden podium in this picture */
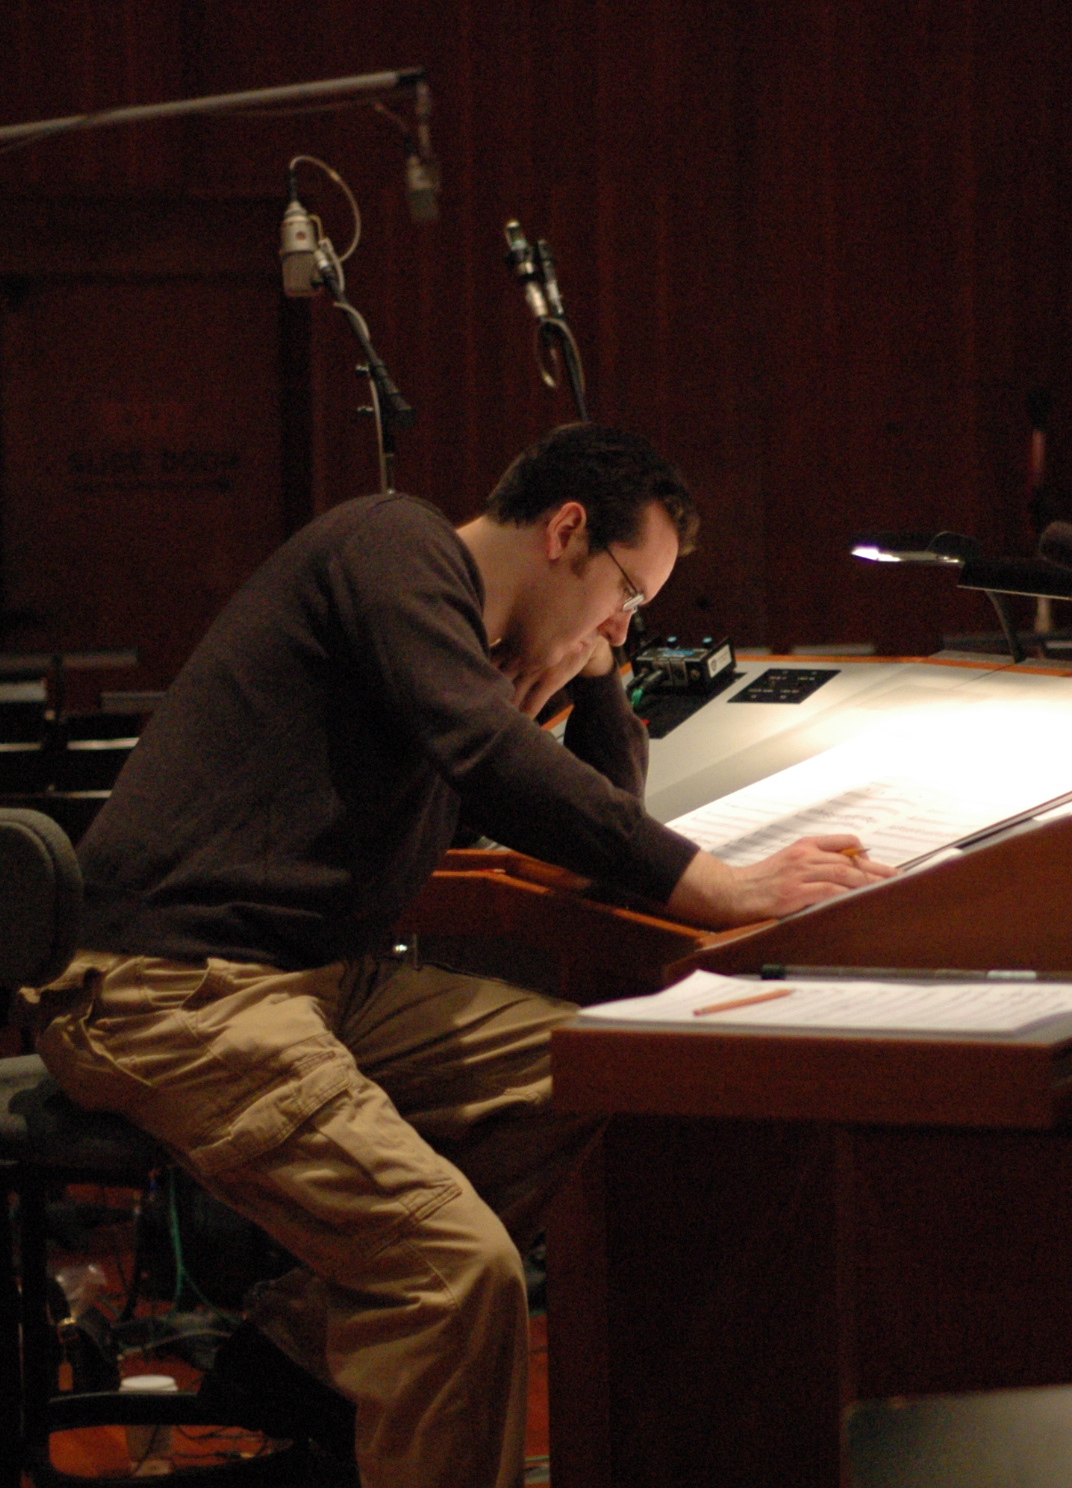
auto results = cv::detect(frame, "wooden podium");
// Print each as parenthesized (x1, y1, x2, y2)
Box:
(406, 646, 1072, 1485)
(402, 802, 1072, 1488)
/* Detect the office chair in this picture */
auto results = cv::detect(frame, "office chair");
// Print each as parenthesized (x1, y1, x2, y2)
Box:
(0, 808, 307, 1486)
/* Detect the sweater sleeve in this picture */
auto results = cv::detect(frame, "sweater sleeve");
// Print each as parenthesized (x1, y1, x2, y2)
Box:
(562, 668, 648, 799)
(333, 506, 699, 904)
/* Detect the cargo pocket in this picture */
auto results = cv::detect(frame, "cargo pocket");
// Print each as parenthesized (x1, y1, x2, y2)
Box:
(187, 1043, 354, 1177)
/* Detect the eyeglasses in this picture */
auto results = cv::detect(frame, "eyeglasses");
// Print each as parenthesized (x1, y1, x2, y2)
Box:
(605, 548, 647, 614)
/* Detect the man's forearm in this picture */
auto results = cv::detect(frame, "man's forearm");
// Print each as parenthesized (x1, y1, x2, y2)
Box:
(563, 665, 648, 799)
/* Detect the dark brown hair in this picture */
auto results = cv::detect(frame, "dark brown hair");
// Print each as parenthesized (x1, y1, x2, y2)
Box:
(487, 423, 698, 554)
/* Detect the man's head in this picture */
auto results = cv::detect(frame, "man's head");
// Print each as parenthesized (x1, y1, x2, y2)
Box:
(458, 424, 697, 701)
(486, 423, 698, 556)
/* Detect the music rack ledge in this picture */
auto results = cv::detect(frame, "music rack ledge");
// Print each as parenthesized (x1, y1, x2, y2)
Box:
(397, 848, 719, 1005)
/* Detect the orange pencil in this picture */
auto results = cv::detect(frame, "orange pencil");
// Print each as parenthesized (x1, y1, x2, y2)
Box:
(692, 987, 794, 1018)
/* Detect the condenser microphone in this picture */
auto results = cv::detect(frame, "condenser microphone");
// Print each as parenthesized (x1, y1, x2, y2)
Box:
(406, 154, 439, 224)
(279, 179, 319, 296)
(504, 221, 549, 319)
(405, 80, 440, 223)
(1039, 520, 1072, 571)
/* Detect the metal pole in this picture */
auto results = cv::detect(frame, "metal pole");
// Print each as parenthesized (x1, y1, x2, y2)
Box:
(0, 68, 425, 147)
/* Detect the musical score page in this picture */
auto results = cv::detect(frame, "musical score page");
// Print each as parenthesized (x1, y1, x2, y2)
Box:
(667, 700, 1072, 869)
(580, 970, 1072, 1035)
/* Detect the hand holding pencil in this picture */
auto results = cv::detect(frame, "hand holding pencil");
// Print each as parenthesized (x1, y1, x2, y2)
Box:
(667, 833, 896, 930)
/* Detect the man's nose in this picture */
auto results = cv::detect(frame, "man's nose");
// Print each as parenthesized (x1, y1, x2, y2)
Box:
(599, 611, 632, 647)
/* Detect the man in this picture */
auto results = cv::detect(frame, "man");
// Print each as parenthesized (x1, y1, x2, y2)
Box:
(25, 424, 891, 1488)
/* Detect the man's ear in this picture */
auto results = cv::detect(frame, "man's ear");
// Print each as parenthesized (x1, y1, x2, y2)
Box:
(543, 501, 588, 560)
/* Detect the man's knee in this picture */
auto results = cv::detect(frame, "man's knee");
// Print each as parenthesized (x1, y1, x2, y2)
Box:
(423, 1192, 527, 1320)
(470, 1218, 527, 1306)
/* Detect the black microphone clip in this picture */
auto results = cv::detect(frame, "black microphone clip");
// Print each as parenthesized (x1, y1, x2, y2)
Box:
(535, 240, 564, 317)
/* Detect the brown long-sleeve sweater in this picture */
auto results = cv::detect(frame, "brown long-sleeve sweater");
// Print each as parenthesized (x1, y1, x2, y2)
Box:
(78, 494, 699, 970)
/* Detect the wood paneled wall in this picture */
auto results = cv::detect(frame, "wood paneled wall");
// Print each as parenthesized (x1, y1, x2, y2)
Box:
(0, 0, 1069, 689)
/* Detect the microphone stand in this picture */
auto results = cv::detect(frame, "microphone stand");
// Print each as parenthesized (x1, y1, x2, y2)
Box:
(1026, 386, 1054, 640)
(314, 253, 415, 495)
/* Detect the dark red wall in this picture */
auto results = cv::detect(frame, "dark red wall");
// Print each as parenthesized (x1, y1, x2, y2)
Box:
(1, 0, 1069, 692)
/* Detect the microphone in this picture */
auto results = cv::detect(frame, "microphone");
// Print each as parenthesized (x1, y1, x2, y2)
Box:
(1039, 520, 1072, 571)
(504, 221, 549, 319)
(279, 179, 320, 296)
(405, 80, 440, 223)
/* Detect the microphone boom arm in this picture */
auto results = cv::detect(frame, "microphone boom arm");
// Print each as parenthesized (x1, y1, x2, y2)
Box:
(0, 69, 427, 152)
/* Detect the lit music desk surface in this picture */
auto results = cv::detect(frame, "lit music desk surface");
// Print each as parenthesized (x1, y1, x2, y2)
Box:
(542, 654, 1072, 1488)
(643, 649, 1072, 823)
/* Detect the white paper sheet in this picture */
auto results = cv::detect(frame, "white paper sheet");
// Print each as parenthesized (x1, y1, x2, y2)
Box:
(578, 970, 1072, 1035)
(667, 703, 1072, 868)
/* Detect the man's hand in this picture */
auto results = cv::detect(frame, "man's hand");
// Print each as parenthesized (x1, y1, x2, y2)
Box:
(666, 834, 896, 929)
(502, 636, 616, 717)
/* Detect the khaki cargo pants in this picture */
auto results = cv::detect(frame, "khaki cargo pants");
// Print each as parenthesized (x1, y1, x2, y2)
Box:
(23, 951, 597, 1488)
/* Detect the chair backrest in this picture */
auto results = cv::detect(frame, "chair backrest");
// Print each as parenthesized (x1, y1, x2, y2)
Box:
(0, 807, 82, 992)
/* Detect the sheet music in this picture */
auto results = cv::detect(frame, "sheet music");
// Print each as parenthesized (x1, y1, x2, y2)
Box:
(667, 702, 1072, 868)
(579, 970, 1072, 1035)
